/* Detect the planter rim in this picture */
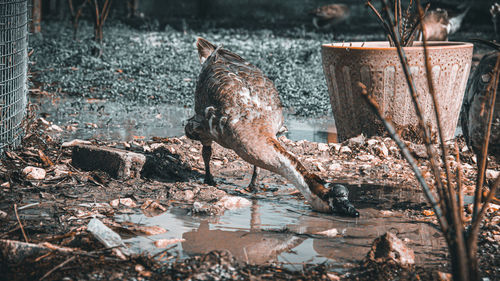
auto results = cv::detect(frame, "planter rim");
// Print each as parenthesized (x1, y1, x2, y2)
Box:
(322, 41, 473, 51)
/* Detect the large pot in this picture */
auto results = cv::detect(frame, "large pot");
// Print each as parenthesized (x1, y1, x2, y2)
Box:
(321, 41, 473, 142)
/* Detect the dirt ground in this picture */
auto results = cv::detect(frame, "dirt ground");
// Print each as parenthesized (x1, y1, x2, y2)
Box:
(0, 117, 499, 280)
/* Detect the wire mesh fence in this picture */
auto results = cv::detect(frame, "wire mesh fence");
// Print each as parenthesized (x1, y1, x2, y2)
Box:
(0, 0, 28, 154)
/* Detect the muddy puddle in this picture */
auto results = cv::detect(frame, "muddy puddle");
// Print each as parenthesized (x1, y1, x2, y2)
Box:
(31, 94, 337, 143)
(115, 183, 447, 272)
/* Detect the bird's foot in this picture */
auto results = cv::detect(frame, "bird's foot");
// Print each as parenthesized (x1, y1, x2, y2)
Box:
(244, 182, 260, 193)
(204, 175, 217, 186)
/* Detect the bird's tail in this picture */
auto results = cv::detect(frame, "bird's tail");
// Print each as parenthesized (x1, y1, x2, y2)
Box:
(196, 37, 217, 64)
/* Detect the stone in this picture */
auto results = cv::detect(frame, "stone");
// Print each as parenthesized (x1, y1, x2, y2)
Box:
(316, 228, 338, 237)
(329, 143, 341, 153)
(216, 196, 251, 210)
(110, 198, 137, 208)
(22, 166, 46, 180)
(328, 163, 342, 172)
(375, 142, 389, 158)
(486, 169, 499, 180)
(347, 134, 365, 148)
(154, 238, 185, 248)
(339, 146, 352, 154)
(317, 143, 329, 152)
(433, 271, 452, 281)
(0, 210, 7, 220)
(356, 154, 375, 161)
(62, 139, 91, 148)
(72, 144, 146, 179)
(366, 232, 415, 266)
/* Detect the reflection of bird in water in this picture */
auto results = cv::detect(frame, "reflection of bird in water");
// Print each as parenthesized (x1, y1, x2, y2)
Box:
(308, 4, 350, 30)
(461, 44, 500, 160)
(185, 38, 359, 216)
(418, 1, 470, 41)
(182, 220, 304, 264)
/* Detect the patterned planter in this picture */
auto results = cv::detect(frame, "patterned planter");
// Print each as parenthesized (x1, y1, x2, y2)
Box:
(321, 41, 473, 142)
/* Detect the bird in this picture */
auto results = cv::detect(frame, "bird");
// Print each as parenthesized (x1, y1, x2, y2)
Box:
(309, 4, 350, 30)
(185, 38, 359, 217)
(418, 1, 470, 41)
(491, 3, 500, 41)
(461, 41, 500, 161)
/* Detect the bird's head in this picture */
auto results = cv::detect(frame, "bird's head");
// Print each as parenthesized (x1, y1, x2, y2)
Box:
(306, 174, 359, 217)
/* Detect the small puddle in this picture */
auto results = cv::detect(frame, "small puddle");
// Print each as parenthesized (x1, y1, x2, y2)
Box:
(31, 95, 337, 143)
(115, 183, 446, 272)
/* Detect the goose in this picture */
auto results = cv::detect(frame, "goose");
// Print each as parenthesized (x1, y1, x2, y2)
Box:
(309, 4, 350, 30)
(419, 1, 470, 41)
(185, 38, 359, 217)
(461, 41, 500, 160)
(491, 3, 500, 41)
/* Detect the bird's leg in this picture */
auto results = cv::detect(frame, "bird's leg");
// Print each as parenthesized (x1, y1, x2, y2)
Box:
(245, 166, 260, 192)
(202, 145, 216, 186)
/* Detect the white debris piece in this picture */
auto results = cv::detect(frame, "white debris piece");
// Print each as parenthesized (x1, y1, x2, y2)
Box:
(62, 139, 92, 148)
(216, 196, 251, 210)
(22, 166, 46, 180)
(87, 218, 129, 260)
(154, 238, 185, 248)
(316, 228, 339, 237)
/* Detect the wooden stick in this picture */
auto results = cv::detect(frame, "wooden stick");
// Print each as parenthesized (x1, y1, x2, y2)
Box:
(39, 256, 76, 280)
(454, 142, 465, 225)
(14, 204, 29, 243)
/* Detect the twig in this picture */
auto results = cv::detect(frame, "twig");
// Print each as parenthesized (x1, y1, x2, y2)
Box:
(417, 0, 464, 253)
(454, 143, 465, 225)
(39, 256, 76, 280)
(14, 204, 29, 243)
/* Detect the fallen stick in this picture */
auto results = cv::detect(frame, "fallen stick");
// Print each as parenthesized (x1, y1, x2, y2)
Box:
(14, 204, 29, 243)
(39, 256, 76, 280)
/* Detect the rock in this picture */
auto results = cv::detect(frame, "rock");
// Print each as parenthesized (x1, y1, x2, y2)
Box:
(110, 198, 137, 208)
(87, 218, 129, 260)
(329, 143, 341, 153)
(347, 134, 365, 148)
(328, 163, 342, 172)
(316, 228, 338, 237)
(141, 200, 167, 212)
(326, 272, 341, 281)
(154, 238, 185, 248)
(216, 196, 251, 210)
(72, 144, 146, 179)
(367, 139, 378, 146)
(130, 225, 167, 236)
(486, 169, 499, 180)
(374, 143, 389, 158)
(22, 166, 46, 180)
(317, 143, 329, 152)
(433, 271, 452, 281)
(366, 232, 415, 266)
(61, 139, 91, 147)
(339, 146, 352, 154)
(408, 143, 427, 158)
(356, 154, 375, 161)
(0, 210, 7, 220)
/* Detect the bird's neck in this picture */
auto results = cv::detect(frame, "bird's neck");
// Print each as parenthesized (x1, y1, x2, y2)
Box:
(265, 137, 330, 212)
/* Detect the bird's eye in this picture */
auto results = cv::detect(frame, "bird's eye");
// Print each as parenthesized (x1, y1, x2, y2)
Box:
(481, 73, 491, 83)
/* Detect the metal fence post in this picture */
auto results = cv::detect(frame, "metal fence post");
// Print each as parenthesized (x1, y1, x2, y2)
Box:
(0, 0, 28, 155)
